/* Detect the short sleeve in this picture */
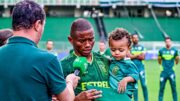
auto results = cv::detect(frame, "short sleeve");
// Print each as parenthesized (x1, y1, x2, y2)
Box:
(126, 63, 139, 82)
(142, 46, 146, 53)
(175, 48, 179, 57)
(158, 49, 162, 57)
(45, 57, 66, 95)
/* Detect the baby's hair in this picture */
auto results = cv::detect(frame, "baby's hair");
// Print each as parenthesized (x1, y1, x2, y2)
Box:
(108, 28, 131, 47)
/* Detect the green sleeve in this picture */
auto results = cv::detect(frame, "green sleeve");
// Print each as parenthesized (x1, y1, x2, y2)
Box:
(175, 49, 179, 57)
(126, 63, 139, 82)
(158, 49, 162, 57)
(45, 57, 66, 95)
(61, 59, 74, 77)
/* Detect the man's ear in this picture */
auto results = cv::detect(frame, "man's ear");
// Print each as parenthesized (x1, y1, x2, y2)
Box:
(68, 36, 73, 45)
(34, 20, 42, 32)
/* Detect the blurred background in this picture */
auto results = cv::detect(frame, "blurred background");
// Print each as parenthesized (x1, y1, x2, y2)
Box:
(0, 0, 180, 101)
(0, 0, 180, 60)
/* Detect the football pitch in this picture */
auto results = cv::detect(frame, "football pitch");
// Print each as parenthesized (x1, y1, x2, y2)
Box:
(135, 60, 180, 101)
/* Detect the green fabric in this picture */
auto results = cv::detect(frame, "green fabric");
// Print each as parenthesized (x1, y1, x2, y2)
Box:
(86, 86, 131, 101)
(61, 52, 110, 95)
(0, 37, 66, 101)
(109, 58, 139, 97)
(158, 71, 177, 101)
(97, 48, 112, 59)
(131, 44, 146, 72)
(133, 70, 149, 101)
(47, 50, 58, 57)
(158, 47, 179, 73)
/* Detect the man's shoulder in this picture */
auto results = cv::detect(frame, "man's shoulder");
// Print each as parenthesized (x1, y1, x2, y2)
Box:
(61, 54, 76, 65)
(171, 47, 178, 51)
(34, 48, 57, 61)
(93, 52, 110, 61)
(138, 44, 144, 47)
(159, 47, 165, 51)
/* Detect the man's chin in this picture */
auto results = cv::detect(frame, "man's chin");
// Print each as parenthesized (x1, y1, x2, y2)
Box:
(82, 52, 91, 57)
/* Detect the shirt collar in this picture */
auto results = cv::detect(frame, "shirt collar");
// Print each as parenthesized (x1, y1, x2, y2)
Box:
(73, 51, 93, 64)
(112, 58, 125, 62)
(8, 36, 37, 47)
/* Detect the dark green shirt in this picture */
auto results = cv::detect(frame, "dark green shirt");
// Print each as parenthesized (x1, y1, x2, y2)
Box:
(61, 52, 110, 95)
(109, 58, 139, 96)
(158, 47, 179, 73)
(0, 37, 66, 101)
(131, 44, 146, 72)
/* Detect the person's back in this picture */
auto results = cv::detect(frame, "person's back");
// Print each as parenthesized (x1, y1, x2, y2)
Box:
(0, 1, 79, 101)
(0, 37, 60, 100)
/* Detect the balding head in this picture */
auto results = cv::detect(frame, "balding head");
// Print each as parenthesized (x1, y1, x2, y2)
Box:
(70, 18, 93, 38)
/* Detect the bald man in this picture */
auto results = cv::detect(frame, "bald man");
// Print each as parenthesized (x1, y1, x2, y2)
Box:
(61, 18, 110, 101)
(0, 29, 13, 46)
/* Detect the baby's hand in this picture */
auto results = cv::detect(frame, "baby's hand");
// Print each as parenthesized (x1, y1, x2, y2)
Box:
(118, 78, 127, 93)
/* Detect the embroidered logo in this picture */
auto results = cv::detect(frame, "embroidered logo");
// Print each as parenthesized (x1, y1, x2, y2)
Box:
(112, 66, 119, 76)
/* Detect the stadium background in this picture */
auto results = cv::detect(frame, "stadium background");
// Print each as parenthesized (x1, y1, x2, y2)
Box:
(0, 0, 180, 101)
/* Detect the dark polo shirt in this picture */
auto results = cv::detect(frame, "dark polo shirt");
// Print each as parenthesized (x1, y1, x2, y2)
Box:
(0, 36, 66, 101)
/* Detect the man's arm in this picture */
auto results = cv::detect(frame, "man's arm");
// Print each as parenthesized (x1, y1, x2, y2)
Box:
(136, 53, 145, 60)
(158, 56, 162, 65)
(128, 52, 145, 60)
(127, 51, 138, 59)
(55, 83, 74, 101)
(158, 50, 162, 65)
(56, 74, 80, 101)
(175, 56, 179, 65)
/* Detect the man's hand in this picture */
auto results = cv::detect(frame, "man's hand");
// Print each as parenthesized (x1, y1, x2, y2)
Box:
(55, 74, 80, 101)
(136, 53, 145, 60)
(127, 52, 139, 59)
(75, 89, 102, 101)
(118, 79, 127, 93)
(66, 74, 80, 89)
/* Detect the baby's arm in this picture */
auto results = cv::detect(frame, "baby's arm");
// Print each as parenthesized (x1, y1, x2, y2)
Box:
(118, 61, 139, 93)
(118, 77, 135, 93)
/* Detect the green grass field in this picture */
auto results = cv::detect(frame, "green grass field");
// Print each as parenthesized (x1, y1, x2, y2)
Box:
(135, 60, 180, 101)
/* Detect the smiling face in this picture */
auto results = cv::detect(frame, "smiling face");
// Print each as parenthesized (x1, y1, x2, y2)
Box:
(109, 37, 129, 60)
(68, 28, 95, 57)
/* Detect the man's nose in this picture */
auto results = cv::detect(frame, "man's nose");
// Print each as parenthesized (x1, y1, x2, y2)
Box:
(84, 40, 91, 47)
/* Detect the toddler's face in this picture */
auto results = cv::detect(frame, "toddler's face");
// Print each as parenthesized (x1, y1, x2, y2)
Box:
(109, 37, 129, 60)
